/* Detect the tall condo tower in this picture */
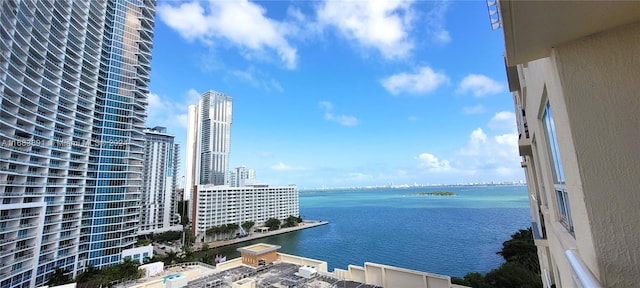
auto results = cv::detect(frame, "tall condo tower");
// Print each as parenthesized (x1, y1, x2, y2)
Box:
(229, 166, 256, 187)
(140, 127, 180, 234)
(186, 90, 233, 188)
(0, 0, 155, 286)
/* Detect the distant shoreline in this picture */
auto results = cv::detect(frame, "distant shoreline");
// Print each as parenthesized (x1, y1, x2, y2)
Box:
(300, 183, 526, 192)
(194, 220, 329, 251)
(411, 191, 457, 196)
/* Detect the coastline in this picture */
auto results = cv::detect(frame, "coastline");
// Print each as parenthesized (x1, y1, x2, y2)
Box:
(193, 220, 329, 251)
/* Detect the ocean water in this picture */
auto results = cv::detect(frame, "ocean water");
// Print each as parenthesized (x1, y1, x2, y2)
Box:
(206, 185, 531, 278)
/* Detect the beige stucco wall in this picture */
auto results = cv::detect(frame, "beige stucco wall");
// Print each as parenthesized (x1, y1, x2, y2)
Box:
(552, 21, 640, 287)
(276, 253, 328, 272)
(520, 54, 585, 288)
(384, 267, 425, 287)
(347, 265, 366, 283)
(215, 258, 244, 272)
(364, 264, 383, 286)
(518, 20, 640, 287)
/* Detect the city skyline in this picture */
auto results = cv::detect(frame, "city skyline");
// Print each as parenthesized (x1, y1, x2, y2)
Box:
(146, 0, 524, 188)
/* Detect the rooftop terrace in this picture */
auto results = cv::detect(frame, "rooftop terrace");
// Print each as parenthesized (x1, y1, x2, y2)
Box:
(116, 243, 463, 288)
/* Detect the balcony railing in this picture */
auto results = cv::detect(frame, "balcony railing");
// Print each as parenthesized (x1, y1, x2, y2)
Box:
(565, 249, 603, 288)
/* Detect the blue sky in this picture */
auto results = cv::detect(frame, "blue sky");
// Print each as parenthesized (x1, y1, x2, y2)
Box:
(146, 0, 523, 189)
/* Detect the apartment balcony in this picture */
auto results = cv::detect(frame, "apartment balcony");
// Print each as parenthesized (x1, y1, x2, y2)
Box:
(531, 221, 548, 247)
(516, 108, 532, 156)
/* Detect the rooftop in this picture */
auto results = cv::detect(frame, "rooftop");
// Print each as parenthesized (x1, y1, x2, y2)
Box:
(187, 262, 381, 288)
(237, 243, 281, 255)
(115, 243, 462, 288)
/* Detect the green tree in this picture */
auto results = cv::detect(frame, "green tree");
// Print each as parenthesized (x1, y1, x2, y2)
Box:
(136, 238, 151, 247)
(498, 228, 539, 272)
(452, 272, 490, 288)
(153, 230, 182, 243)
(75, 265, 99, 284)
(265, 218, 281, 231)
(47, 268, 73, 286)
(451, 227, 542, 288)
(484, 262, 543, 288)
(226, 223, 239, 233)
(201, 243, 209, 251)
(163, 251, 178, 265)
(75, 259, 144, 287)
(242, 221, 255, 232)
(283, 215, 299, 228)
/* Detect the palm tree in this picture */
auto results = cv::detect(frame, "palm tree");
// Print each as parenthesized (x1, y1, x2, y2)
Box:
(47, 268, 72, 286)
(164, 251, 178, 265)
(241, 221, 255, 233)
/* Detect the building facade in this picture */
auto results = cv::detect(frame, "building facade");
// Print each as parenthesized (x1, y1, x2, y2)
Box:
(194, 185, 299, 240)
(185, 90, 232, 226)
(188, 90, 232, 187)
(228, 166, 255, 187)
(499, 1, 640, 287)
(0, 0, 155, 286)
(140, 127, 180, 234)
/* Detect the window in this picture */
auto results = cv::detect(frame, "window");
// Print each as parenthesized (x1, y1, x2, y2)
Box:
(542, 101, 573, 233)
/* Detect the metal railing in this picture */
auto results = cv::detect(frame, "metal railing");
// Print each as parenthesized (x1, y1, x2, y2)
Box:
(565, 250, 603, 288)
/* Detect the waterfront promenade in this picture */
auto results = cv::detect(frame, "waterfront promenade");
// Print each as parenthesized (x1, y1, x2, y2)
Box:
(193, 220, 328, 251)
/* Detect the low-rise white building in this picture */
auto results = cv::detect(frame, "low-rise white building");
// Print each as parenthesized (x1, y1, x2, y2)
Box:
(192, 185, 299, 240)
(122, 245, 153, 264)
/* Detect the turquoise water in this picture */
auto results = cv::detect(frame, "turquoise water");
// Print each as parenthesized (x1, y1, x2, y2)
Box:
(208, 185, 531, 277)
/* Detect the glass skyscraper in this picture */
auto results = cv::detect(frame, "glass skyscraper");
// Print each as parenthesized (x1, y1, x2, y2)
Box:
(140, 126, 179, 234)
(189, 90, 233, 186)
(0, 0, 155, 286)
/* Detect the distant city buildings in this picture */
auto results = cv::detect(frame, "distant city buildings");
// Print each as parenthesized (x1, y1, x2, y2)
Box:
(500, 1, 640, 287)
(185, 90, 300, 240)
(228, 165, 256, 187)
(140, 127, 181, 234)
(0, 0, 155, 286)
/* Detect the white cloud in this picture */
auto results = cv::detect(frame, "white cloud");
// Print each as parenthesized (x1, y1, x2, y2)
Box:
(416, 152, 451, 172)
(381, 66, 449, 95)
(157, 1, 298, 69)
(318, 101, 333, 110)
(318, 101, 360, 127)
(229, 67, 284, 92)
(488, 111, 516, 131)
(426, 0, 451, 44)
(287, 6, 306, 22)
(316, 0, 415, 59)
(271, 162, 305, 171)
(462, 104, 486, 115)
(257, 151, 273, 158)
(459, 128, 489, 156)
(456, 127, 520, 177)
(456, 74, 504, 97)
(147, 91, 200, 131)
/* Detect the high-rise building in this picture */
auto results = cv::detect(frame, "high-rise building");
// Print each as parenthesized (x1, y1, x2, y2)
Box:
(193, 90, 232, 186)
(498, 1, 640, 287)
(185, 90, 232, 222)
(0, 0, 155, 286)
(229, 165, 256, 187)
(194, 184, 299, 241)
(140, 126, 180, 234)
